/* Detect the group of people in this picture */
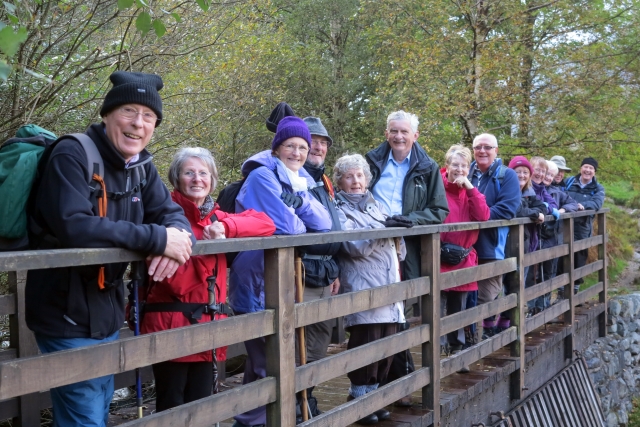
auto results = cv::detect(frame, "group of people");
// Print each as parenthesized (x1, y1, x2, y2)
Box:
(22, 71, 604, 427)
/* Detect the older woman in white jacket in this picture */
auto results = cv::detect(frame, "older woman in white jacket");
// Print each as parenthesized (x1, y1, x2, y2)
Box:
(334, 154, 412, 425)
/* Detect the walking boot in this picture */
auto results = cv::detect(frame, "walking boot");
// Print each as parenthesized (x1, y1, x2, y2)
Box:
(347, 395, 380, 425)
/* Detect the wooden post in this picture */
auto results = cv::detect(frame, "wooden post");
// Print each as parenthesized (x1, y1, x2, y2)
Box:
(264, 248, 296, 427)
(506, 224, 525, 400)
(421, 234, 440, 426)
(562, 217, 575, 360)
(597, 213, 608, 337)
(9, 271, 41, 427)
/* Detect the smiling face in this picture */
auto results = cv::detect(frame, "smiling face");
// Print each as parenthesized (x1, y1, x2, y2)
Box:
(339, 167, 367, 194)
(543, 168, 557, 186)
(554, 169, 565, 183)
(580, 164, 596, 184)
(307, 135, 329, 167)
(102, 103, 155, 162)
(274, 137, 309, 172)
(385, 119, 418, 162)
(532, 163, 547, 185)
(514, 166, 531, 191)
(446, 154, 470, 183)
(178, 157, 212, 206)
(472, 137, 498, 173)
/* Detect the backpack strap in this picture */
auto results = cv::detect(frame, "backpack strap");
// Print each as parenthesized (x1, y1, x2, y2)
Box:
(493, 164, 507, 192)
(65, 133, 104, 187)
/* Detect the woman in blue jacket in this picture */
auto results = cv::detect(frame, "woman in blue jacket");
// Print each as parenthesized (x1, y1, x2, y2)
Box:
(230, 117, 332, 427)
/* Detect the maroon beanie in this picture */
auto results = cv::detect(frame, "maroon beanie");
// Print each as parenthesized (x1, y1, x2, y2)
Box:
(508, 156, 533, 174)
(272, 116, 311, 150)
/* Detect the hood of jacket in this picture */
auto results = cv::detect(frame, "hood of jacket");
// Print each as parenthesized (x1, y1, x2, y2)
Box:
(241, 149, 315, 189)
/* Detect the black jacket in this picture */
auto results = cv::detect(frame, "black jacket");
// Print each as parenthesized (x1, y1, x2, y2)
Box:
(516, 187, 547, 254)
(366, 141, 448, 280)
(300, 161, 341, 287)
(565, 175, 605, 241)
(26, 124, 194, 339)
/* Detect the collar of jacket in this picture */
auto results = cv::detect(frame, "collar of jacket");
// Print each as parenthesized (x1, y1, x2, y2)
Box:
(468, 158, 504, 181)
(303, 161, 326, 182)
(171, 189, 218, 224)
(569, 173, 599, 189)
(88, 123, 152, 170)
(337, 190, 386, 221)
(367, 140, 435, 179)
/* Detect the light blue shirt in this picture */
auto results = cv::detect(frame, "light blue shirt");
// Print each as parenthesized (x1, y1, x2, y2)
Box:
(372, 150, 411, 216)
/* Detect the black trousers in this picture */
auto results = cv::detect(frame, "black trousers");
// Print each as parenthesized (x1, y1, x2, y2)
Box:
(152, 360, 213, 412)
(574, 248, 589, 291)
(380, 323, 415, 386)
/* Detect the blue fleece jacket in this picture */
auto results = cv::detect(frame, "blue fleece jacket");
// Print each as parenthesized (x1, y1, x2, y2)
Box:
(468, 159, 521, 260)
(228, 150, 332, 313)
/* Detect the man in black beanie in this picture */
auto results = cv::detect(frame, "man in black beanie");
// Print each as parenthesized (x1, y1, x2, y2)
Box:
(564, 156, 605, 294)
(25, 71, 195, 426)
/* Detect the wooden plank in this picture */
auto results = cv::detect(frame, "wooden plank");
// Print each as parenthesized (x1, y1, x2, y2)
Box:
(575, 282, 604, 307)
(295, 324, 430, 392)
(8, 271, 40, 427)
(563, 217, 576, 361)
(295, 277, 430, 328)
(598, 213, 608, 337)
(573, 235, 603, 253)
(297, 367, 431, 427)
(573, 260, 604, 281)
(0, 310, 274, 400)
(0, 294, 15, 315)
(264, 247, 296, 427)
(523, 244, 569, 267)
(440, 258, 516, 291)
(0, 348, 17, 362)
(1, 211, 610, 272)
(524, 273, 570, 302)
(506, 224, 526, 400)
(440, 327, 517, 377)
(118, 377, 277, 427)
(421, 234, 440, 425)
(525, 300, 570, 334)
(440, 294, 517, 336)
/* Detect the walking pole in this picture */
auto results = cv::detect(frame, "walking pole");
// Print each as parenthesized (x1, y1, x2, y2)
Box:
(206, 267, 221, 427)
(295, 256, 309, 421)
(130, 262, 144, 419)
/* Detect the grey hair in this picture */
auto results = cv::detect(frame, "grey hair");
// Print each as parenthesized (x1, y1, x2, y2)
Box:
(473, 133, 498, 147)
(546, 160, 559, 175)
(168, 147, 219, 192)
(445, 144, 472, 165)
(386, 110, 419, 133)
(333, 154, 372, 188)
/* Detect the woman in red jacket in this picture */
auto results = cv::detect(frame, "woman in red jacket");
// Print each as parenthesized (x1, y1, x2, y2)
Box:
(140, 147, 276, 412)
(440, 145, 490, 369)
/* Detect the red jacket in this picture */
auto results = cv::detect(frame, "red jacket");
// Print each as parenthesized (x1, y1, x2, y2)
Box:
(440, 168, 491, 292)
(140, 190, 276, 363)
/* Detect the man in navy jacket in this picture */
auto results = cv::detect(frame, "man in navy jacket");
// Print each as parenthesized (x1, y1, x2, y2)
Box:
(26, 71, 194, 427)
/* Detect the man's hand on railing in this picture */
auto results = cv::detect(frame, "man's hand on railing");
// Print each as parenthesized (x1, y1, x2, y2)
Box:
(164, 227, 193, 264)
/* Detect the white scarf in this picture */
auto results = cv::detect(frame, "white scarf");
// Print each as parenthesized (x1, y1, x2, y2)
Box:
(276, 158, 308, 193)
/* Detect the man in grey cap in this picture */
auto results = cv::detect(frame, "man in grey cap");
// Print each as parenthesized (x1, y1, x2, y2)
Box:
(550, 155, 571, 191)
(294, 116, 342, 419)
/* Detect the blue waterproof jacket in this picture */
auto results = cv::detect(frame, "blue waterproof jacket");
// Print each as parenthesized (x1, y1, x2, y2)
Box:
(228, 150, 332, 313)
(468, 159, 521, 260)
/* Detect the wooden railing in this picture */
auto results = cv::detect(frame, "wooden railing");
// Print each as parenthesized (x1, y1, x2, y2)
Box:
(0, 209, 609, 427)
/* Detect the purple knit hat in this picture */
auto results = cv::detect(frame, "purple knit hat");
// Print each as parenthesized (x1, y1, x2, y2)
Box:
(272, 116, 311, 150)
(508, 155, 533, 174)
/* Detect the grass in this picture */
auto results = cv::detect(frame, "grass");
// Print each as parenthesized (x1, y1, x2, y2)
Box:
(603, 181, 640, 209)
(631, 398, 640, 427)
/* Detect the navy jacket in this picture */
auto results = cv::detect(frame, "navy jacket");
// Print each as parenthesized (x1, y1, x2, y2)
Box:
(468, 159, 521, 260)
(26, 123, 194, 339)
(565, 175, 605, 241)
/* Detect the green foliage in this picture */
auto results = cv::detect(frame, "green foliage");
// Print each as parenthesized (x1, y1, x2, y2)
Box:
(630, 398, 640, 427)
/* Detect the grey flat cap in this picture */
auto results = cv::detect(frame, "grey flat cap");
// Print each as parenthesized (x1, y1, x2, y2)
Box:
(303, 117, 333, 147)
(550, 155, 571, 171)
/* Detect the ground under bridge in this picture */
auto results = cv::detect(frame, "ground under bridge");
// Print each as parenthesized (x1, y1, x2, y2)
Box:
(0, 209, 609, 426)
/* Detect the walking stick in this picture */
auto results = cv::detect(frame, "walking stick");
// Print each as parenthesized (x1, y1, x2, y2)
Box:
(295, 256, 309, 421)
(130, 262, 144, 419)
(206, 267, 221, 427)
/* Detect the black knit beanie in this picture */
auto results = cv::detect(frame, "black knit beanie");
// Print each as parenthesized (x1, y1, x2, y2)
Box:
(100, 71, 164, 127)
(581, 157, 598, 171)
(266, 102, 296, 133)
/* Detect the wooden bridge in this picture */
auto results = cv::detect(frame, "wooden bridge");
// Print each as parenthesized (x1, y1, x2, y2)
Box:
(0, 209, 609, 426)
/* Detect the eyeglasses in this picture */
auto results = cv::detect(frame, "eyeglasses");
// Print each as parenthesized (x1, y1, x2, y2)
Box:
(182, 171, 210, 179)
(281, 144, 309, 154)
(118, 106, 158, 124)
(311, 139, 329, 147)
(473, 145, 496, 152)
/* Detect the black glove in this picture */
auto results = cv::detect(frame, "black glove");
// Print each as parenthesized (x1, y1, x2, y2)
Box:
(382, 215, 414, 228)
(281, 192, 304, 209)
